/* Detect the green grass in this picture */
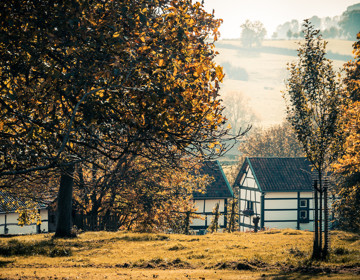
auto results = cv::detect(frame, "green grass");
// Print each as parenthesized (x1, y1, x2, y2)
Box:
(0, 230, 359, 279)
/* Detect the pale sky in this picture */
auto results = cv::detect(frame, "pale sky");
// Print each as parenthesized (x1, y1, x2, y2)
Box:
(203, 0, 360, 38)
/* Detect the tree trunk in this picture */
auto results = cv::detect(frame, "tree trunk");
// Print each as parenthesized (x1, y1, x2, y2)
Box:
(323, 179, 329, 258)
(184, 211, 190, 235)
(319, 175, 323, 257)
(312, 180, 320, 259)
(228, 200, 236, 233)
(55, 164, 75, 238)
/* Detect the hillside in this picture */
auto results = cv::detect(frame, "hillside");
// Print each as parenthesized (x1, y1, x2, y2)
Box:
(216, 39, 354, 128)
(0, 230, 359, 279)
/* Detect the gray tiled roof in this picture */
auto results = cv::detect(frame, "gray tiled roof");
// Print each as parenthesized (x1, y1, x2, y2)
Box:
(235, 157, 313, 192)
(193, 161, 233, 199)
(0, 191, 47, 213)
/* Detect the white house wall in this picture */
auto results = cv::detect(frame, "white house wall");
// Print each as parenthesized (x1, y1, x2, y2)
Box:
(0, 214, 4, 225)
(265, 192, 297, 199)
(263, 192, 315, 231)
(39, 209, 49, 233)
(240, 167, 257, 189)
(265, 199, 296, 209)
(191, 214, 206, 227)
(0, 209, 49, 235)
(238, 167, 262, 231)
(191, 199, 227, 231)
(265, 222, 298, 229)
(204, 199, 225, 212)
(265, 210, 298, 221)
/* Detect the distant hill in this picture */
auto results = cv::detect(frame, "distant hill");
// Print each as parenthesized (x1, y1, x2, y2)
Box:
(215, 39, 354, 162)
(346, 3, 360, 12)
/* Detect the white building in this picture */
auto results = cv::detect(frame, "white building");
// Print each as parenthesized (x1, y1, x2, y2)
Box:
(0, 191, 48, 235)
(191, 161, 233, 233)
(233, 157, 315, 231)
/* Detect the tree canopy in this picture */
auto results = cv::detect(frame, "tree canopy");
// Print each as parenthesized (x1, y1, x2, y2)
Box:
(332, 32, 360, 233)
(0, 0, 230, 175)
(0, 0, 237, 236)
(284, 20, 342, 176)
(238, 122, 304, 159)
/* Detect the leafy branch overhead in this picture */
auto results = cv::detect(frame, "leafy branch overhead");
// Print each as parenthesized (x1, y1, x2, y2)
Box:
(0, 0, 241, 179)
(0, 0, 247, 237)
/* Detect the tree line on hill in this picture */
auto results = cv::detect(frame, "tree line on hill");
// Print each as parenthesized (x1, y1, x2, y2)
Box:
(274, 4, 360, 40)
(240, 3, 360, 48)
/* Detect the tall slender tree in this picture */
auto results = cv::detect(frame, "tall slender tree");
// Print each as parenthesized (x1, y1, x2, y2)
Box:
(283, 20, 343, 259)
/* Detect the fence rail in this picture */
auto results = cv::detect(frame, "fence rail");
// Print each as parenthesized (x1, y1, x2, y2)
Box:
(73, 214, 120, 231)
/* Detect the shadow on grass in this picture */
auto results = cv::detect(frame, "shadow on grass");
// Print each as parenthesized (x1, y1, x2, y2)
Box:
(0, 260, 14, 267)
(0, 239, 72, 257)
(265, 272, 338, 280)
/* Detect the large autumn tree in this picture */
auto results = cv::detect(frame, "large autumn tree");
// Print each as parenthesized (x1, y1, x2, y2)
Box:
(284, 20, 343, 259)
(332, 32, 360, 233)
(0, 0, 236, 237)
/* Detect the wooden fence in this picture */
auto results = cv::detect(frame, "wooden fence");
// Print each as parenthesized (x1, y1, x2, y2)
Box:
(73, 214, 121, 231)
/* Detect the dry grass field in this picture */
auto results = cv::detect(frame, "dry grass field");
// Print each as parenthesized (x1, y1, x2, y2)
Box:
(216, 39, 354, 127)
(0, 229, 359, 279)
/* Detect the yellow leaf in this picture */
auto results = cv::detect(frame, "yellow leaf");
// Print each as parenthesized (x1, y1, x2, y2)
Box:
(196, 65, 203, 76)
(206, 114, 214, 122)
(113, 32, 120, 38)
(158, 59, 164, 67)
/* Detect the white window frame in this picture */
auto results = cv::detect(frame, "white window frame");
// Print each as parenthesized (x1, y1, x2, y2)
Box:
(300, 199, 307, 208)
(300, 210, 307, 219)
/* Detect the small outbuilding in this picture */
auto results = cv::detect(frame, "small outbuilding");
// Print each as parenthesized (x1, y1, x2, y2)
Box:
(0, 191, 49, 235)
(191, 161, 233, 233)
(233, 157, 315, 231)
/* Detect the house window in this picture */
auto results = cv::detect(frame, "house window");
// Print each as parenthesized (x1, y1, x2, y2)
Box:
(300, 199, 307, 208)
(300, 210, 307, 219)
(243, 200, 254, 216)
(298, 198, 309, 223)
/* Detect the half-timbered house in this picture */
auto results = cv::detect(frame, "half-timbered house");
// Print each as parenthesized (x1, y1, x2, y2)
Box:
(191, 161, 233, 233)
(0, 191, 48, 235)
(233, 157, 315, 231)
